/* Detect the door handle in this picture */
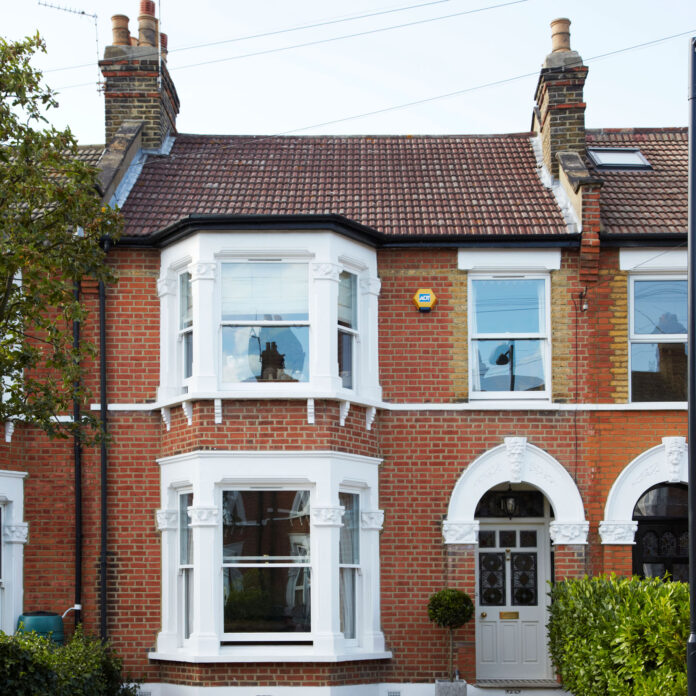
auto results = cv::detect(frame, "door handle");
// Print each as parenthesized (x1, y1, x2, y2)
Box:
(480, 612, 487, 618)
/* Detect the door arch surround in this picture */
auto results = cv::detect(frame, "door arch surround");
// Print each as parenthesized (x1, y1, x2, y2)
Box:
(599, 436, 688, 545)
(442, 437, 588, 545)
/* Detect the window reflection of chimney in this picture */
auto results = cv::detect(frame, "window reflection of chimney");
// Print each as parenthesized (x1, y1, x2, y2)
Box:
(259, 341, 297, 382)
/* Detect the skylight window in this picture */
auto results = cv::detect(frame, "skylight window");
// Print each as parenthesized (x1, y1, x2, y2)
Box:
(587, 148, 651, 170)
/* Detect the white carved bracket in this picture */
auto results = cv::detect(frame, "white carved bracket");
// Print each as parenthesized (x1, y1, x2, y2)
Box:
(214, 399, 222, 425)
(663, 436, 686, 483)
(4, 523, 28, 544)
(505, 436, 527, 483)
(361, 510, 384, 531)
(188, 507, 219, 527)
(311, 262, 340, 282)
(339, 400, 350, 427)
(156, 276, 177, 298)
(598, 520, 637, 545)
(365, 406, 376, 431)
(549, 521, 589, 545)
(155, 509, 178, 531)
(182, 401, 193, 426)
(311, 506, 344, 527)
(4, 421, 14, 443)
(443, 520, 479, 544)
(161, 407, 171, 432)
(307, 398, 315, 425)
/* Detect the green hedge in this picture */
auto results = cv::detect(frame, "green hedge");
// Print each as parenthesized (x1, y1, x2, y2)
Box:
(548, 575, 688, 696)
(0, 627, 139, 696)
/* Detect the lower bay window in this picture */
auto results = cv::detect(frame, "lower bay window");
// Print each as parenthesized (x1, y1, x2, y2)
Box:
(153, 450, 388, 662)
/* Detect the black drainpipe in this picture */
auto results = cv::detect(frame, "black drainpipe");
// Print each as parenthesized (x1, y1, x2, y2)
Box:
(73, 283, 82, 628)
(99, 238, 111, 642)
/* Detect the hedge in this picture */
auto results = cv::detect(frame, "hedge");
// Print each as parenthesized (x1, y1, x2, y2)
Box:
(0, 627, 139, 696)
(548, 575, 688, 696)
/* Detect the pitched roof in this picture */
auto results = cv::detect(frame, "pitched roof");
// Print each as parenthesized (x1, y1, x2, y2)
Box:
(585, 128, 687, 236)
(119, 133, 569, 239)
(76, 144, 105, 167)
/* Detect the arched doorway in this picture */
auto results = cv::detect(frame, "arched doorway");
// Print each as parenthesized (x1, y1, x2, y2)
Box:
(632, 483, 688, 581)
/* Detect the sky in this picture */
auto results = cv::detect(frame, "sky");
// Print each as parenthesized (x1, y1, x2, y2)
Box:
(3, 0, 696, 144)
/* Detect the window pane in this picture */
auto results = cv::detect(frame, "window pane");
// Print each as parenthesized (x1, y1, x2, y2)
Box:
(633, 280, 686, 336)
(634, 484, 688, 518)
(179, 493, 193, 565)
(338, 272, 357, 329)
(221, 263, 308, 321)
(472, 339, 545, 392)
(340, 568, 357, 639)
(338, 330, 353, 389)
(222, 326, 309, 383)
(183, 568, 193, 639)
(222, 490, 310, 563)
(339, 493, 359, 564)
(183, 330, 193, 380)
(630, 343, 686, 401)
(179, 272, 192, 329)
(472, 279, 544, 334)
(223, 567, 311, 633)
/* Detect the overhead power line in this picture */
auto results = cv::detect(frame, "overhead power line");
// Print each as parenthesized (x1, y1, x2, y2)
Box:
(44, 0, 476, 73)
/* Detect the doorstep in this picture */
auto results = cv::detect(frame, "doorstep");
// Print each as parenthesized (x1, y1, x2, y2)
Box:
(467, 680, 568, 696)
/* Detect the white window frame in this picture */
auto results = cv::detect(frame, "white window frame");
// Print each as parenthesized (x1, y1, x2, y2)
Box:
(337, 271, 359, 391)
(0, 470, 28, 635)
(468, 273, 551, 401)
(152, 450, 388, 663)
(628, 274, 687, 403)
(178, 271, 193, 388)
(157, 232, 382, 403)
(338, 489, 361, 645)
(177, 490, 194, 645)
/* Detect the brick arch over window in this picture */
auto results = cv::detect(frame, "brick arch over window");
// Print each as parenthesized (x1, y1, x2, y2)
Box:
(599, 437, 688, 545)
(442, 437, 588, 545)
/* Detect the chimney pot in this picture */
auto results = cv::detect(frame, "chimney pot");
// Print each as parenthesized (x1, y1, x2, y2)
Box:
(550, 17, 571, 52)
(138, 12, 158, 48)
(110, 15, 131, 46)
(140, 0, 156, 16)
(160, 32, 168, 61)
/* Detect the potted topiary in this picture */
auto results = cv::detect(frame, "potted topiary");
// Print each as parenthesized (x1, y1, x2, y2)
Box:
(427, 588, 474, 696)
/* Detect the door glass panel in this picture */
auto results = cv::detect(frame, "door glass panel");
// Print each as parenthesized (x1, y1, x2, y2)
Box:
(479, 530, 495, 548)
(499, 530, 516, 548)
(511, 552, 537, 606)
(519, 530, 537, 547)
(479, 553, 505, 606)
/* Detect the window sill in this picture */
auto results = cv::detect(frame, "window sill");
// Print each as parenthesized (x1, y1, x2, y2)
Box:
(148, 647, 392, 663)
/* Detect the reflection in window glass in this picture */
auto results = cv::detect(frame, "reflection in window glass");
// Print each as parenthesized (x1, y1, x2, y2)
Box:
(220, 263, 310, 384)
(631, 279, 687, 402)
(179, 272, 193, 380)
(222, 490, 311, 634)
(339, 493, 360, 639)
(338, 272, 357, 389)
(470, 278, 547, 394)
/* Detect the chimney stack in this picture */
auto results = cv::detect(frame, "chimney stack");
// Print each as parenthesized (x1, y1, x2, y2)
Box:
(99, 4, 179, 150)
(532, 18, 587, 178)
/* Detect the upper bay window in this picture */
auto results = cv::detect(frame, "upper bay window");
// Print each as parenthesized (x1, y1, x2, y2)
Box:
(469, 275, 550, 399)
(630, 276, 686, 402)
(157, 231, 382, 403)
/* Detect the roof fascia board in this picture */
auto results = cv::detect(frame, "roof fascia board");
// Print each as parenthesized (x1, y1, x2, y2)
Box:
(600, 234, 687, 247)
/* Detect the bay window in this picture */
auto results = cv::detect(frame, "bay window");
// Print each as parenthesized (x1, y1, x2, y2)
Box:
(469, 275, 550, 398)
(153, 450, 387, 662)
(158, 230, 381, 402)
(630, 276, 687, 402)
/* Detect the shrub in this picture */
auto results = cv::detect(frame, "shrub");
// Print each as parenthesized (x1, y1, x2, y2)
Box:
(548, 575, 688, 696)
(0, 627, 139, 696)
(427, 588, 474, 681)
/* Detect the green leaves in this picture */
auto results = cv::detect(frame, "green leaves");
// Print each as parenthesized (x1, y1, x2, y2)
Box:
(427, 588, 474, 629)
(0, 627, 139, 696)
(0, 34, 122, 439)
(548, 575, 688, 696)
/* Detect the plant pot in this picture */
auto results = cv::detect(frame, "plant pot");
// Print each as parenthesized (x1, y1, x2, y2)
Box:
(435, 679, 467, 696)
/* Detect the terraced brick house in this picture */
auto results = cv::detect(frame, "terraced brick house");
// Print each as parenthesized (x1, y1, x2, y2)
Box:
(0, 5, 688, 696)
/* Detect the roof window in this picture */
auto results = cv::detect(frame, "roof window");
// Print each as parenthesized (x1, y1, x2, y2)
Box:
(587, 148, 651, 170)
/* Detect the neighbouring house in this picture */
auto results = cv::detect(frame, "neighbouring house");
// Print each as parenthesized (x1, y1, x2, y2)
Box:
(0, 4, 688, 695)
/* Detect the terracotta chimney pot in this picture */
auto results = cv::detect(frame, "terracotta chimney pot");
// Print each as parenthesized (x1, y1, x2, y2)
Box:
(110, 15, 130, 46)
(140, 0, 156, 16)
(550, 18, 571, 52)
(138, 13, 158, 47)
(160, 32, 168, 61)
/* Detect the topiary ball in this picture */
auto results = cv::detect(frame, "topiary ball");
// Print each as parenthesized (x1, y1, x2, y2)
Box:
(427, 588, 474, 629)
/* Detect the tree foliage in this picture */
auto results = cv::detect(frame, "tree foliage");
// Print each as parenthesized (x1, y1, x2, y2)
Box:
(0, 34, 121, 438)
(427, 588, 474, 681)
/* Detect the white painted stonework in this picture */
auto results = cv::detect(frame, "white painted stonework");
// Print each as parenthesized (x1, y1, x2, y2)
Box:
(443, 437, 588, 545)
(600, 437, 688, 544)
